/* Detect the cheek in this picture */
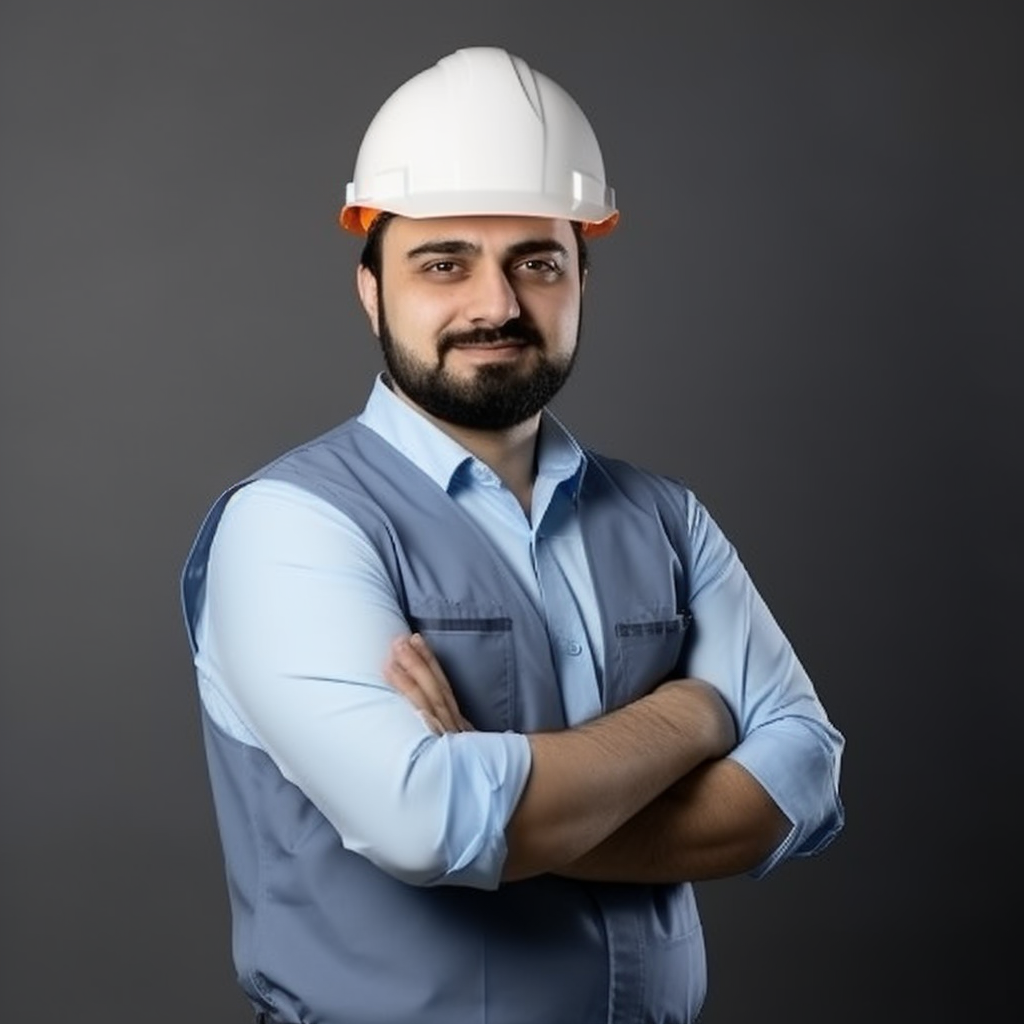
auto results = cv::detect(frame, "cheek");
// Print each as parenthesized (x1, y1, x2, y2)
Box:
(382, 283, 448, 349)
(538, 295, 581, 351)
(562, 303, 581, 340)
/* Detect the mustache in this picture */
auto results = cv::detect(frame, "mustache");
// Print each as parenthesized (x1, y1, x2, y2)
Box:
(437, 319, 545, 357)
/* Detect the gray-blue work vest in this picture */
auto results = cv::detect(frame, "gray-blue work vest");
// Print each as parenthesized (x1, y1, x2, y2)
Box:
(181, 419, 707, 1024)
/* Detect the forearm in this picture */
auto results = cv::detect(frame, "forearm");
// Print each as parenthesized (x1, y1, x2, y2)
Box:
(501, 680, 735, 881)
(383, 635, 740, 884)
(555, 757, 790, 884)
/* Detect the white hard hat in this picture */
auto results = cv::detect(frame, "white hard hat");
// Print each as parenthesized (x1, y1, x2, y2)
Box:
(339, 46, 619, 237)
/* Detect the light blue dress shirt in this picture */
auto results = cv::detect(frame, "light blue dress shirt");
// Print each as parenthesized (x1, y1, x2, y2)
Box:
(194, 375, 606, 887)
(194, 374, 841, 888)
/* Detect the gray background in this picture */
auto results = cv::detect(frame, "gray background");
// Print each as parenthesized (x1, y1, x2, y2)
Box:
(1, 1, 1020, 1020)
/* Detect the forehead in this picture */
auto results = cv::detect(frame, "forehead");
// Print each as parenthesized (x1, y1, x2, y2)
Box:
(383, 214, 577, 259)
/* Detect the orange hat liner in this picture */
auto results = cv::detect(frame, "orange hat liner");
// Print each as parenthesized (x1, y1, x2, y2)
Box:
(339, 204, 618, 238)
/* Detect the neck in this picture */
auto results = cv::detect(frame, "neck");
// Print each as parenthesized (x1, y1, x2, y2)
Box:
(452, 418, 540, 513)
(391, 385, 540, 514)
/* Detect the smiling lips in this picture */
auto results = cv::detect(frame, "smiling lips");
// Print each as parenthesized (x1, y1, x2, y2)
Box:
(437, 319, 546, 357)
(446, 334, 534, 357)
(449, 341, 533, 363)
(453, 339, 529, 349)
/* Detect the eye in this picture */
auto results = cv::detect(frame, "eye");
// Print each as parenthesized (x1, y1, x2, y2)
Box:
(417, 259, 471, 282)
(423, 260, 460, 274)
(515, 257, 564, 279)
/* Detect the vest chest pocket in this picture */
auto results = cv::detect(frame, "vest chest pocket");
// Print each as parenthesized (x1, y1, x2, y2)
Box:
(408, 614, 514, 732)
(610, 609, 692, 705)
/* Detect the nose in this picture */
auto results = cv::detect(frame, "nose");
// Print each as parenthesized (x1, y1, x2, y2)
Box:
(465, 262, 520, 326)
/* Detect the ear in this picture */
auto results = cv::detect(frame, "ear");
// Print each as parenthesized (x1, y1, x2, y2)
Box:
(356, 265, 380, 337)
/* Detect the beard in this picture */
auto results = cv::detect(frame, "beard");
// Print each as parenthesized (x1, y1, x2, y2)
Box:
(377, 302, 579, 431)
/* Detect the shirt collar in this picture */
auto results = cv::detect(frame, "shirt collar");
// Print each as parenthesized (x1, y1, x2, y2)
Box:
(357, 373, 585, 497)
(535, 408, 586, 502)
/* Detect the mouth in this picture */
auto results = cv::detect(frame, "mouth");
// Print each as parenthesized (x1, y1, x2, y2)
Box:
(438, 320, 545, 359)
(450, 338, 530, 350)
(445, 338, 535, 363)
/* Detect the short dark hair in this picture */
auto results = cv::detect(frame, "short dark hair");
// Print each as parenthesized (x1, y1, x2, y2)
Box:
(358, 211, 397, 280)
(359, 213, 590, 283)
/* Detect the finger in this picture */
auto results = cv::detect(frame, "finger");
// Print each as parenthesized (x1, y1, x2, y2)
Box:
(421, 711, 446, 735)
(382, 655, 436, 721)
(385, 657, 459, 734)
(395, 635, 463, 730)
(390, 637, 464, 733)
(408, 633, 470, 729)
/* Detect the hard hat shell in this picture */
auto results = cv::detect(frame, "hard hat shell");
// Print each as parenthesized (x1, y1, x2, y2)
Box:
(339, 47, 618, 237)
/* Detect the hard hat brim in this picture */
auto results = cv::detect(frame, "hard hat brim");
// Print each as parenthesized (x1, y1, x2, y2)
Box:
(338, 202, 618, 238)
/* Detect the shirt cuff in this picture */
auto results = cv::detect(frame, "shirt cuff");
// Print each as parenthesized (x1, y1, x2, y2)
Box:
(433, 729, 532, 889)
(728, 717, 845, 879)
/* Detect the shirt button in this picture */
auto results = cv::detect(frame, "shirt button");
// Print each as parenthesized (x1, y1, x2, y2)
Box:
(566, 640, 583, 656)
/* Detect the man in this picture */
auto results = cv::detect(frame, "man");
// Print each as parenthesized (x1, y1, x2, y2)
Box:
(181, 46, 845, 1024)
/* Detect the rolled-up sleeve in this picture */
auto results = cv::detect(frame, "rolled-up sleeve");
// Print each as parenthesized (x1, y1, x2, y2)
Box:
(193, 478, 531, 889)
(682, 493, 845, 878)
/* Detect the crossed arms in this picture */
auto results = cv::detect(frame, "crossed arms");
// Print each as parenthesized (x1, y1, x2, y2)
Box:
(200, 478, 844, 890)
(387, 633, 790, 884)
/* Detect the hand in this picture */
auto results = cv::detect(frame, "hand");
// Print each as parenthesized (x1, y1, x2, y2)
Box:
(383, 633, 475, 734)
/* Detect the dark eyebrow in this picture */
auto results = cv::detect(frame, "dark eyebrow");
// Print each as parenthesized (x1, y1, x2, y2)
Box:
(403, 238, 570, 261)
(505, 239, 570, 262)
(404, 239, 480, 259)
